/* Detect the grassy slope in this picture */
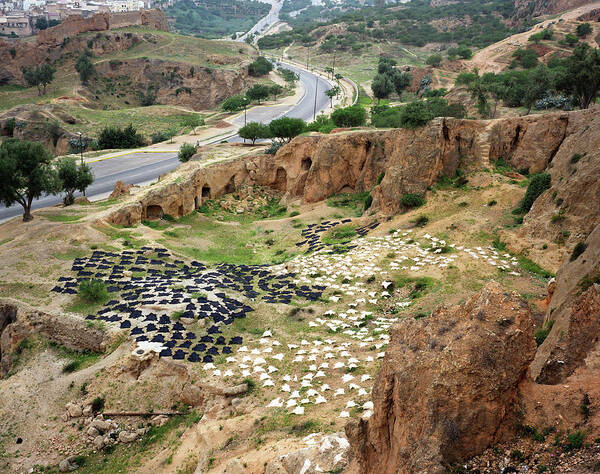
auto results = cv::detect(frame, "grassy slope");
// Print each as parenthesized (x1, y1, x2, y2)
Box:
(0, 28, 254, 136)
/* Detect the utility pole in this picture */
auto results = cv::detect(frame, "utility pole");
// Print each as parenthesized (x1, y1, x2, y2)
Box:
(313, 74, 319, 121)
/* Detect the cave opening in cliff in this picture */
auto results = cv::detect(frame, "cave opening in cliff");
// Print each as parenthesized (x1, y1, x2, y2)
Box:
(145, 204, 164, 220)
(194, 196, 199, 210)
(301, 158, 312, 171)
(202, 186, 211, 199)
(178, 205, 184, 217)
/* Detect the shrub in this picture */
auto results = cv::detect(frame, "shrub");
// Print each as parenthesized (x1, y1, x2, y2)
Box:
(248, 56, 273, 77)
(376, 172, 385, 185)
(178, 143, 196, 162)
(516, 173, 551, 214)
(269, 117, 306, 143)
(570, 153, 584, 164)
(78, 279, 108, 303)
(97, 124, 145, 149)
(534, 320, 554, 346)
(151, 131, 171, 144)
(426, 54, 443, 67)
(400, 193, 425, 209)
(331, 105, 367, 127)
(570, 242, 587, 261)
(564, 431, 585, 451)
(239, 122, 271, 144)
(222, 94, 249, 112)
(91, 396, 105, 413)
(576, 23, 592, 38)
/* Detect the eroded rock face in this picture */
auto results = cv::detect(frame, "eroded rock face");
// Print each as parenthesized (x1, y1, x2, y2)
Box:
(0, 302, 109, 377)
(345, 282, 536, 474)
(530, 224, 600, 384)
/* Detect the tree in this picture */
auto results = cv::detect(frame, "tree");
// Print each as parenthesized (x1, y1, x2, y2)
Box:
(324, 66, 334, 79)
(467, 70, 490, 117)
(222, 95, 249, 112)
(391, 70, 412, 97)
(246, 84, 271, 104)
(35, 17, 48, 30)
(449, 45, 473, 60)
(398, 101, 434, 128)
(178, 143, 197, 162)
(576, 23, 592, 38)
(555, 44, 600, 109)
(325, 85, 341, 107)
(523, 65, 553, 115)
(0, 139, 60, 221)
(331, 105, 367, 127)
(56, 157, 94, 206)
(97, 124, 145, 150)
(269, 117, 306, 143)
(22, 64, 55, 95)
(378, 57, 397, 75)
(371, 74, 394, 103)
(270, 84, 284, 99)
(426, 54, 443, 67)
(248, 56, 273, 77)
(238, 122, 271, 144)
(75, 50, 95, 85)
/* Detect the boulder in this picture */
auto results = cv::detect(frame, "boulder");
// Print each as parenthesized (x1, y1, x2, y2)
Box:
(58, 456, 80, 472)
(118, 430, 138, 443)
(90, 418, 111, 434)
(109, 181, 133, 199)
(346, 282, 536, 474)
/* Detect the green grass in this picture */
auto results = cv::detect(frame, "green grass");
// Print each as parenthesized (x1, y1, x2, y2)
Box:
(322, 225, 357, 245)
(41, 213, 84, 223)
(518, 256, 553, 279)
(52, 249, 89, 260)
(327, 192, 371, 217)
(49, 341, 102, 373)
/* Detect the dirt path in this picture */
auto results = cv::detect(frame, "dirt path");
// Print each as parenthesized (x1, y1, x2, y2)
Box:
(471, 1, 600, 73)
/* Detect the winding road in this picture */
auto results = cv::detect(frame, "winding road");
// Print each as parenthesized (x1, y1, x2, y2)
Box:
(0, 61, 333, 222)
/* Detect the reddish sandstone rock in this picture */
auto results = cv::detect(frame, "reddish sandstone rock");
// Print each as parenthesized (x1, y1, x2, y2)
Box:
(345, 282, 536, 474)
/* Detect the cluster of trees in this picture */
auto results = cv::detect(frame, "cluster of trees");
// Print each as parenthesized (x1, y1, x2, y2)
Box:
(0, 139, 94, 221)
(371, 57, 412, 102)
(371, 97, 465, 129)
(166, 0, 270, 38)
(248, 57, 273, 77)
(34, 17, 60, 30)
(97, 124, 146, 150)
(22, 64, 56, 96)
(259, 0, 515, 52)
(458, 44, 600, 116)
(427, 46, 472, 67)
(238, 104, 369, 145)
(222, 83, 285, 112)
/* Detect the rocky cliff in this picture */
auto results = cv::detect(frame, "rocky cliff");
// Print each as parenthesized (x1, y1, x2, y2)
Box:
(106, 109, 600, 227)
(512, 0, 594, 21)
(93, 58, 249, 110)
(345, 282, 536, 473)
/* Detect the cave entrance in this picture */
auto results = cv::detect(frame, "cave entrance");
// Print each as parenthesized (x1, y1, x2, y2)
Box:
(178, 205, 184, 217)
(202, 186, 211, 199)
(145, 205, 164, 220)
(301, 157, 312, 171)
(194, 196, 199, 210)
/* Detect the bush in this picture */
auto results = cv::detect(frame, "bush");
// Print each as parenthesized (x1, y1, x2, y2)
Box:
(97, 124, 145, 150)
(222, 94, 249, 112)
(398, 101, 435, 128)
(178, 143, 197, 162)
(426, 54, 443, 67)
(576, 23, 592, 38)
(400, 193, 425, 209)
(331, 105, 367, 127)
(239, 122, 272, 144)
(534, 320, 554, 346)
(570, 242, 587, 261)
(151, 130, 172, 144)
(564, 431, 585, 451)
(269, 117, 306, 143)
(248, 56, 273, 77)
(517, 173, 551, 214)
(78, 279, 108, 303)
(91, 396, 105, 413)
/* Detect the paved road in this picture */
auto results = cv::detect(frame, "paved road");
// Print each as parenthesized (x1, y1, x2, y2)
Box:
(0, 62, 332, 222)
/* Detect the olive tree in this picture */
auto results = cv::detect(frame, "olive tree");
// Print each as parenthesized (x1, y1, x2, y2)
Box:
(0, 139, 60, 221)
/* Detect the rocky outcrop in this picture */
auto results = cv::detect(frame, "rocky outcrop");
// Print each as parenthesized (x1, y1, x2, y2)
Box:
(530, 224, 600, 384)
(107, 109, 600, 227)
(345, 282, 536, 474)
(93, 57, 250, 110)
(517, 109, 600, 257)
(512, 0, 594, 22)
(0, 301, 109, 377)
(36, 9, 168, 47)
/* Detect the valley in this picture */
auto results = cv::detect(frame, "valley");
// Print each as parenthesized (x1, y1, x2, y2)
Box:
(0, 0, 600, 473)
